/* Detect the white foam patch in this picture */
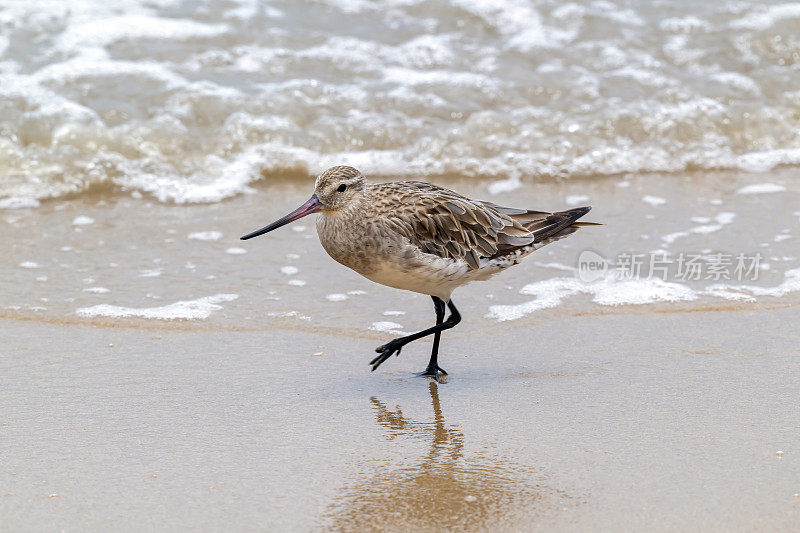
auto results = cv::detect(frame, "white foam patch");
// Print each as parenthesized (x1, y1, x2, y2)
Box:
(280, 266, 298, 275)
(642, 195, 666, 206)
(347, 290, 367, 295)
(691, 225, 721, 235)
(383, 310, 406, 316)
(487, 274, 698, 321)
(19, 261, 40, 269)
(138, 268, 162, 277)
(730, 4, 800, 31)
(266, 311, 310, 321)
(72, 215, 95, 225)
(488, 175, 521, 195)
(115, 145, 263, 203)
(661, 231, 689, 244)
(532, 261, 576, 272)
(736, 183, 786, 195)
(58, 15, 228, 52)
(702, 285, 756, 302)
(688, 131, 800, 174)
(715, 212, 736, 224)
(662, 212, 735, 243)
(488, 269, 800, 321)
(77, 294, 238, 320)
(370, 321, 405, 334)
(83, 287, 110, 293)
(188, 231, 223, 241)
(711, 72, 761, 96)
(288, 279, 307, 286)
(226, 247, 247, 255)
(708, 269, 800, 300)
(0, 197, 40, 209)
(565, 194, 590, 206)
(326, 293, 348, 301)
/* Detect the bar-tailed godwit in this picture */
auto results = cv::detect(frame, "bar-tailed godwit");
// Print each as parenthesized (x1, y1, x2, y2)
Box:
(242, 166, 596, 380)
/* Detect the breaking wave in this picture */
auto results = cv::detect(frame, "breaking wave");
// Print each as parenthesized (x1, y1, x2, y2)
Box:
(3, 0, 800, 202)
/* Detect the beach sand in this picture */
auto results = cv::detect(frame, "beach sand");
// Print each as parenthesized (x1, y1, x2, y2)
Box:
(2, 170, 799, 531)
(2, 308, 799, 531)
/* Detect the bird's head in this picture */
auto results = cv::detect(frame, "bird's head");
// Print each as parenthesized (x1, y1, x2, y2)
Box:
(240, 166, 366, 240)
(313, 165, 367, 212)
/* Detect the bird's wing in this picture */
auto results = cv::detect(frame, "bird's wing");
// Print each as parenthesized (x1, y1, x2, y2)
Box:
(479, 201, 593, 242)
(377, 182, 537, 270)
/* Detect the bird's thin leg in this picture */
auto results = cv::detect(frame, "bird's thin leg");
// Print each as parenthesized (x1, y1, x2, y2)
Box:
(370, 298, 461, 373)
(417, 297, 447, 379)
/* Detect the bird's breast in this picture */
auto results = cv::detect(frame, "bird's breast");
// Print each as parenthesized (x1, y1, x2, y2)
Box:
(316, 212, 477, 299)
(316, 214, 400, 276)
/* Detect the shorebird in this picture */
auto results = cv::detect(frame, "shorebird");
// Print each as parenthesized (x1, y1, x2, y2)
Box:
(241, 166, 596, 380)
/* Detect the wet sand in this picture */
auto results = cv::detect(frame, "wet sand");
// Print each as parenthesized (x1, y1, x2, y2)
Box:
(2, 169, 800, 530)
(2, 307, 799, 531)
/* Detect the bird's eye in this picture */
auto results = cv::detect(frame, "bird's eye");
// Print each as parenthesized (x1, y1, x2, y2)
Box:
(337, 184, 347, 193)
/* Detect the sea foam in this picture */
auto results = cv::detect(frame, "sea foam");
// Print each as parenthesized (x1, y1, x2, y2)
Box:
(370, 321, 405, 334)
(736, 183, 787, 195)
(77, 294, 239, 320)
(188, 231, 223, 241)
(487, 269, 800, 321)
(3, 1, 800, 203)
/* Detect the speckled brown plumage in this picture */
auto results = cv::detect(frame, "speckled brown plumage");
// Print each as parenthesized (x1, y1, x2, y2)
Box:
(313, 166, 593, 300)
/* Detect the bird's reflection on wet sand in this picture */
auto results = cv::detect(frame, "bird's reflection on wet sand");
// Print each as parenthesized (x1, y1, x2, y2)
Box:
(325, 382, 575, 531)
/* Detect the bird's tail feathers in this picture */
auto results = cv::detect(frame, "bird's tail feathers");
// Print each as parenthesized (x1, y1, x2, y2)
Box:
(529, 206, 594, 242)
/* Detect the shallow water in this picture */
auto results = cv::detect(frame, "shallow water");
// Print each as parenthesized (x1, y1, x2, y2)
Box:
(3, 0, 800, 202)
(3, 169, 799, 329)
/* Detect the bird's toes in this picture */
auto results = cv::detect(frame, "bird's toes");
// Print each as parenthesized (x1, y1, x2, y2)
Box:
(369, 343, 403, 372)
(375, 338, 402, 353)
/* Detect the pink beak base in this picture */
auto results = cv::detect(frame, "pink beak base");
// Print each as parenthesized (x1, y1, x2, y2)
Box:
(240, 194, 322, 240)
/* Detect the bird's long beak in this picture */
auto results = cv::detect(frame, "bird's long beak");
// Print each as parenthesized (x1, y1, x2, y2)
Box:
(240, 194, 322, 240)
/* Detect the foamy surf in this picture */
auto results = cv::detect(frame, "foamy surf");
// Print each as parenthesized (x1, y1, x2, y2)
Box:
(3, 1, 800, 203)
(487, 269, 800, 322)
(76, 294, 239, 320)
